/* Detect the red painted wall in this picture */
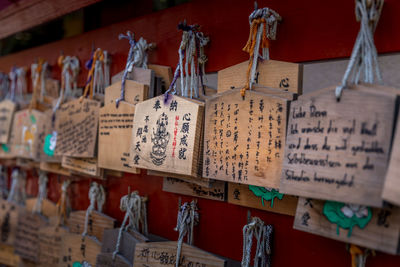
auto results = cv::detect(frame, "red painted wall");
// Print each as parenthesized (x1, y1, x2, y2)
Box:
(2, 0, 400, 266)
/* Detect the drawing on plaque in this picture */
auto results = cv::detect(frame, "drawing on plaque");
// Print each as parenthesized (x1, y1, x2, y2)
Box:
(44, 131, 57, 157)
(73, 261, 92, 267)
(248, 185, 284, 207)
(22, 122, 37, 153)
(150, 112, 170, 166)
(323, 201, 372, 237)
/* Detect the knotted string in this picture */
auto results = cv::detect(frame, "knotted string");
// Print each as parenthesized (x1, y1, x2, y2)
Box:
(241, 7, 281, 97)
(7, 168, 26, 205)
(116, 31, 154, 107)
(30, 58, 48, 109)
(242, 217, 274, 267)
(335, 0, 384, 100)
(0, 166, 8, 200)
(8, 67, 27, 103)
(82, 182, 105, 238)
(112, 191, 148, 260)
(174, 200, 199, 267)
(0, 72, 9, 100)
(56, 179, 71, 226)
(349, 244, 375, 267)
(164, 22, 209, 102)
(93, 50, 109, 97)
(81, 48, 104, 101)
(33, 171, 48, 214)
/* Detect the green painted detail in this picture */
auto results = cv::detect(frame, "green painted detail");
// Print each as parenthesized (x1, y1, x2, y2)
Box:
(1, 144, 9, 153)
(248, 185, 284, 207)
(72, 262, 82, 267)
(30, 114, 36, 124)
(323, 201, 372, 237)
(43, 132, 57, 156)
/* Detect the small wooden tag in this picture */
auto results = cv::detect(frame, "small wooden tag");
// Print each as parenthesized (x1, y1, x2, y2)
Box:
(0, 100, 16, 144)
(111, 67, 155, 97)
(98, 102, 139, 174)
(104, 80, 148, 105)
(25, 198, 58, 219)
(39, 161, 71, 176)
(134, 241, 226, 267)
(59, 233, 101, 267)
(217, 59, 303, 94)
(0, 244, 20, 266)
(0, 200, 22, 246)
(62, 156, 102, 178)
(130, 95, 203, 177)
(54, 98, 100, 158)
(163, 177, 226, 201)
(38, 225, 67, 266)
(67, 210, 116, 242)
(280, 86, 396, 207)
(227, 182, 297, 216)
(294, 197, 400, 255)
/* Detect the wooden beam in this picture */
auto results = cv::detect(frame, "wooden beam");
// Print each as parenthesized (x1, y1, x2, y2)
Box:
(0, 0, 102, 39)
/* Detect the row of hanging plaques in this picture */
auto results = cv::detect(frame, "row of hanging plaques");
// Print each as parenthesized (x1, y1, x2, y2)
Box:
(0, 0, 400, 257)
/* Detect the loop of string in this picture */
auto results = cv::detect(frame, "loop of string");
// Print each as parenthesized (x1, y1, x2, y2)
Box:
(0, 166, 8, 200)
(93, 50, 109, 97)
(349, 244, 375, 267)
(116, 31, 154, 107)
(164, 22, 209, 102)
(33, 171, 48, 214)
(174, 200, 199, 267)
(55, 55, 80, 112)
(7, 168, 26, 206)
(82, 182, 105, 238)
(30, 59, 48, 110)
(242, 217, 273, 267)
(57, 179, 71, 226)
(8, 67, 26, 103)
(335, 0, 384, 100)
(81, 48, 104, 101)
(241, 7, 281, 98)
(112, 191, 148, 260)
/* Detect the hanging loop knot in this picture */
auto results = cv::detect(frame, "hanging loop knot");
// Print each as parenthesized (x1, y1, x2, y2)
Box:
(30, 58, 48, 110)
(81, 48, 104, 101)
(112, 191, 148, 260)
(242, 216, 274, 267)
(7, 168, 26, 205)
(335, 0, 384, 101)
(174, 200, 199, 267)
(82, 182, 105, 238)
(33, 171, 48, 214)
(164, 21, 209, 102)
(57, 179, 71, 226)
(117, 31, 154, 107)
(241, 7, 281, 98)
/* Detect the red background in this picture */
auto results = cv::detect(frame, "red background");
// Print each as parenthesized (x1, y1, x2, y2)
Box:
(1, 0, 400, 266)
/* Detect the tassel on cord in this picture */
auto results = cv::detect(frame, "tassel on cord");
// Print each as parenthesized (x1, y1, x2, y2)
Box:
(7, 168, 26, 205)
(164, 21, 209, 101)
(335, 0, 384, 100)
(241, 7, 281, 98)
(82, 182, 105, 239)
(112, 191, 148, 260)
(174, 200, 199, 267)
(242, 216, 274, 267)
(56, 180, 71, 226)
(32, 171, 48, 214)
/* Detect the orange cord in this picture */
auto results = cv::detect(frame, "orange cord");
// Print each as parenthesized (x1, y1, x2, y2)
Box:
(81, 48, 104, 100)
(29, 58, 45, 110)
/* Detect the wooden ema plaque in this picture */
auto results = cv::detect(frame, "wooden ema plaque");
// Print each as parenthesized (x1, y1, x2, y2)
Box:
(54, 98, 100, 158)
(130, 95, 203, 177)
(382, 105, 400, 206)
(14, 211, 48, 262)
(148, 64, 173, 89)
(96, 228, 148, 267)
(0, 244, 20, 266)
(38, 225, 67, 267)
(104, 80, 148, 105)
(203, 89, 288, 188)
(147, 169, 212, 188)
(25, 198, 58, 218)
(59, 233, 101, 267)
(67, 210, 116, 242)
(62, 156, 102, 177)
(11, 109, 46, 159)
(280, 86, 396, 207)
(111, 67, 155, 96)
(162, 177, 226, 202)
(0, 100, 16, 144)
(217, 59, 303, 94)
(294, 197, 400, 255)
(98, 102, 140, 174)
(40, 109, 62, 163)
(0, 200, 22, 246)
(39, 161, 71, 176)
(227, 183, 298, 216)
(134, 241, 226, 267)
